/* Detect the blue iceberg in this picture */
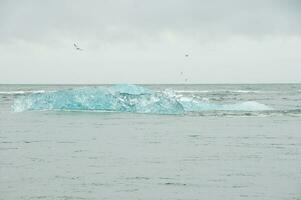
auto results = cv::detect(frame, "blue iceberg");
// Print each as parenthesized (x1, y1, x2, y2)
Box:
(13, 85, 184, 114)
(12, 84, 271, 114)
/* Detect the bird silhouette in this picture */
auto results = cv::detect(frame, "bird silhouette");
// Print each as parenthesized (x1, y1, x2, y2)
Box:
(74, 43, 83, 51)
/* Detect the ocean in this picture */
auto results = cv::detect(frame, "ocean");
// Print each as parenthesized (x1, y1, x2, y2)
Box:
(0, 84, 301, 200)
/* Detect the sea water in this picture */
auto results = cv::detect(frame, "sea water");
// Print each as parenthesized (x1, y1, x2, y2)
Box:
(0, 84, 301, 200)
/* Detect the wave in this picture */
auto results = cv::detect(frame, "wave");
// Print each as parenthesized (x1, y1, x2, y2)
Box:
(12, 84, 271, 114)
(174, 90, 211, 93)
(0, 90, 47, 95)
(174, 90, 261, 94)
(187, 109, 301, 117)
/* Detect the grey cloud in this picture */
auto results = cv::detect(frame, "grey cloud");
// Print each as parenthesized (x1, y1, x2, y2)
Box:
(0, 0, 300, 44)
(1, 0, 301, 84)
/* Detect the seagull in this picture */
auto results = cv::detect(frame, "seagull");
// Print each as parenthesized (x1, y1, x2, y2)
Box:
(74, 43, 83, 51)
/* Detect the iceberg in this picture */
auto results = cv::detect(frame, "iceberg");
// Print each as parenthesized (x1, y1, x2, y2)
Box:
(12, 84, 271, 114)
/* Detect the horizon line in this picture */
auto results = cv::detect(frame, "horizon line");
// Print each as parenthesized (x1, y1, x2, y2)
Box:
(1, 82, 301, 85)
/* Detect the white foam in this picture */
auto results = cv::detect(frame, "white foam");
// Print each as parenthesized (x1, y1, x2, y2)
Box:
(231, 90, 260, 93)
(174, 90, 260, 94)
(0, 90, 48, 95)
(174, 90, 210, 93)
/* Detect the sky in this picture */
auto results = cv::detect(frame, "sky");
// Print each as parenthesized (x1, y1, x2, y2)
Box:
(0, 0, 301, 84)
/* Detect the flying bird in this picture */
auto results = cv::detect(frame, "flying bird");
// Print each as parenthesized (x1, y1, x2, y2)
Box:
(74, 43, 83, 51)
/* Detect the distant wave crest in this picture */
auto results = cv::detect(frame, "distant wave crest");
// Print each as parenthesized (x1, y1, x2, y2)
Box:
(0, 90, 47, 95)
(12, 84, 271, 114)
(174, 90, 261, 94)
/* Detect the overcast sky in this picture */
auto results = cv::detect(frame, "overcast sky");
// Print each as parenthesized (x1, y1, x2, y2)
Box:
(0, 0, 300, 84)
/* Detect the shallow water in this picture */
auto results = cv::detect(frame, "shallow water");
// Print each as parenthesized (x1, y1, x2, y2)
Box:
(1, 84, 301, 200)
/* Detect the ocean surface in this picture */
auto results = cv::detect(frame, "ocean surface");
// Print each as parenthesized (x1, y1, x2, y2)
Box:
(0, 84, 301, 200)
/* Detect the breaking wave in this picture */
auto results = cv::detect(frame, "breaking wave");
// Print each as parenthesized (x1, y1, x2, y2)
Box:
(12, 84, 271, 115)
(174, 90, 261, 94)
(0, 90, 47, 95)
